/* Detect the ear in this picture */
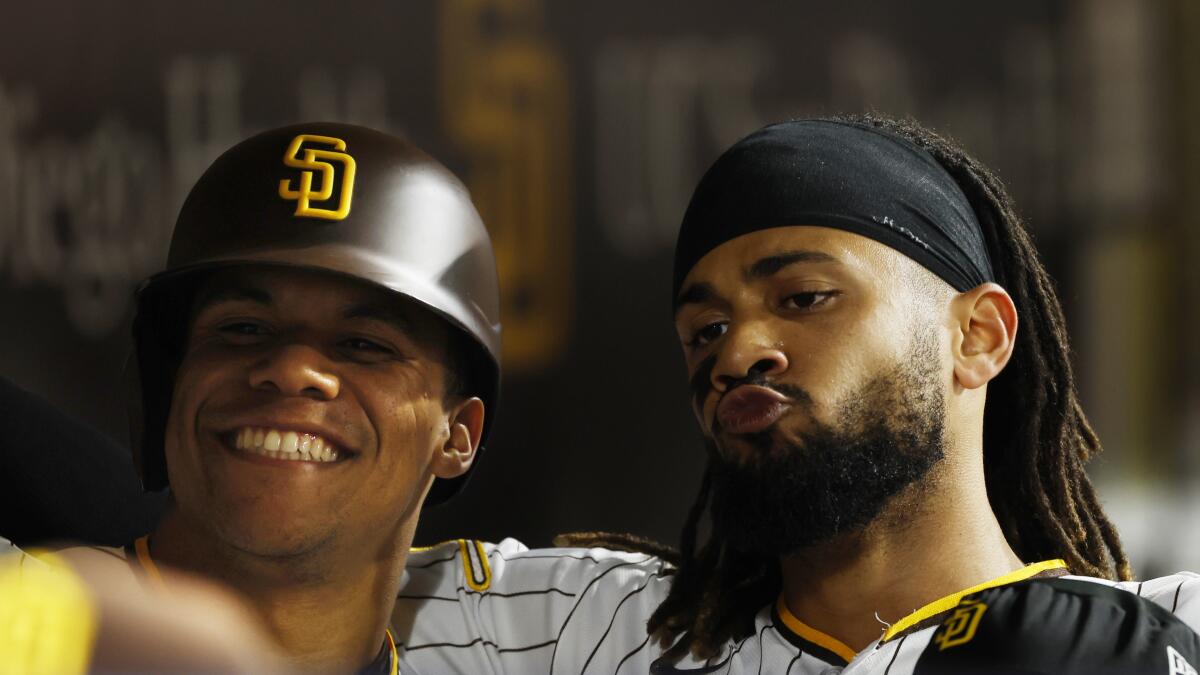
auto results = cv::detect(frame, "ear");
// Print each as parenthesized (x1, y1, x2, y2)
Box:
(951, 283, 1018, 390)
(430, 397, 485, 480)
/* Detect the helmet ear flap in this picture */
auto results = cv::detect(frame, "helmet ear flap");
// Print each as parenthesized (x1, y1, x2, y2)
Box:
(131, 309, 172, 492)
(123, 352, 151, 489)
(130, 278, 199, 493)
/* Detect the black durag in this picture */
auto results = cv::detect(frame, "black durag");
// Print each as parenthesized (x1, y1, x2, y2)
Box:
(673, 119, 993, 296)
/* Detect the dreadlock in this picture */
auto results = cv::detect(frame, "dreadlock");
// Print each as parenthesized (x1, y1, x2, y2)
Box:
(561, 112, 1131, 661)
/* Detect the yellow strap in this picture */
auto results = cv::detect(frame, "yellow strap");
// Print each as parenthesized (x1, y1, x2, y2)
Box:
(0, 550, 98, 675)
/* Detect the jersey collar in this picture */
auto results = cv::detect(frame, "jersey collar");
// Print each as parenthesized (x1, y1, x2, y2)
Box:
(773, 559, 1069, 664)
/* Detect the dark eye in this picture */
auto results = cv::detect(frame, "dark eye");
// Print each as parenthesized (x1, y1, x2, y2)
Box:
(688, 322, 728, 348)
(341, 337, 392, 354)
(784, 291, 838, 311)
(218, 321, 268, 337)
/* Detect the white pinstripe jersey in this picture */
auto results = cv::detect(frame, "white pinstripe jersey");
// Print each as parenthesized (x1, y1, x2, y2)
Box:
(392, 539, 1200, 675)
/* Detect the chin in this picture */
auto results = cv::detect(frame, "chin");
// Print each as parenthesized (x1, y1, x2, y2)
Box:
(218, 519, 330, 558)
(714, 426, 796, 464)
(201, 501, 334, 558)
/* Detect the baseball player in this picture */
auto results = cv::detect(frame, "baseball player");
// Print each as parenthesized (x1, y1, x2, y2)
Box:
(391, 116, 1200, 674)
(48, 122, 503, 673)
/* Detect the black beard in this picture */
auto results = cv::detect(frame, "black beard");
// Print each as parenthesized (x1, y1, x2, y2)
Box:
(708, 339, 945, 557)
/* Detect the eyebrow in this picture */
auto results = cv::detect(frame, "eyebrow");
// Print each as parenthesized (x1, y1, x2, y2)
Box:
(193, 287, 414, 334)
(674, 250, 840, 314)
(747, 250, 839, 280)
(342, 303, 416, 333)
(194, 285, 272, 309)
(674, 282, 717, 314)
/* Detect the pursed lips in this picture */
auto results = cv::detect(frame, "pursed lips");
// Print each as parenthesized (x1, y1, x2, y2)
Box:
(714, 385, 791, 435)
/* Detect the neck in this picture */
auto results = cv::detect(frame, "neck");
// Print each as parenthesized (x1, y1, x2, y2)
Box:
(778, 452, 1024, 653)
(150, 505, 411, 673)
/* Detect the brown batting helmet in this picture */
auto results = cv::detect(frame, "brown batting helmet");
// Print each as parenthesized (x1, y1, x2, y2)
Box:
(131, 122, 501, 505)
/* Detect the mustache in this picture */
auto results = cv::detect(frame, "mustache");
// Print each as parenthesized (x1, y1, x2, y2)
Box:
(688, 355, 813, 429)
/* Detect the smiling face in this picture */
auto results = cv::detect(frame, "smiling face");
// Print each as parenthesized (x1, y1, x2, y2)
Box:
(163, 266, 475, 559)
(674, 226, 956, 553)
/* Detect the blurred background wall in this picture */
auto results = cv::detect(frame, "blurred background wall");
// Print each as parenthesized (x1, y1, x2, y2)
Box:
(0, 0, 1196, 576)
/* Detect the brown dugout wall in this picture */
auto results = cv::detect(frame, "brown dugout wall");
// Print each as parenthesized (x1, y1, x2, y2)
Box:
(0, 0, 1193, 573)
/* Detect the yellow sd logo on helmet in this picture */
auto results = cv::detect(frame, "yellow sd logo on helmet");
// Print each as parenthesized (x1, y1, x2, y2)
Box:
(278, 134, 357, 220)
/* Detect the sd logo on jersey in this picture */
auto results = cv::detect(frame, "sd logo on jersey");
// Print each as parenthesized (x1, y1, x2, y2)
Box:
(278, 134, 357, 220)
(933, 598, 987, 651)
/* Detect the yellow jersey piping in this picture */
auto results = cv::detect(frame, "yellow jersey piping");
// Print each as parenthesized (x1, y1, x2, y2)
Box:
(774, 559, 1069, 659)
(881, 559, 1067, 641)
(386, 628, 398, 675)
(774, 596, 858, 663)
(459, 539, 492, 592)
(133, 535, 168, 592)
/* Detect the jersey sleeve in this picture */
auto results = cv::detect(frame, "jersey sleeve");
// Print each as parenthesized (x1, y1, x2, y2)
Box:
(393, 539, 673, 674)
(1133, 572, 1200, 635)
(1068, 571, 1200, 635)
(914, 577, 1200, 675)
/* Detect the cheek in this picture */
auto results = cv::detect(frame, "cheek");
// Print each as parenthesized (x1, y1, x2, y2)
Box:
(162, 359, 214, 499)
(165, 357, 211, 445)
(170, 351, 237, 421)
(778, 321, 895, 408)
(163, 352, 246, 471)
(363, 401, 446, 519)
(687, 354, 718, 421)
(369, 393, 446, 467)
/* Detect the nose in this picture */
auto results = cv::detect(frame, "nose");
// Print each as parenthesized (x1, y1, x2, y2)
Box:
(248, 343, 341, 400)
(710, 324, 788, 393)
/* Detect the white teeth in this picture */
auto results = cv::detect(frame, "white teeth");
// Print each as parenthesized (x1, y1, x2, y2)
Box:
(280, 431, 299, 454)
(230, 426, 340, 463)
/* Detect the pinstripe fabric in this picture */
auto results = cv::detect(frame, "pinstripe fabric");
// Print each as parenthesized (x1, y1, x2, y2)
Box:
(395, 540, 1200, 675)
